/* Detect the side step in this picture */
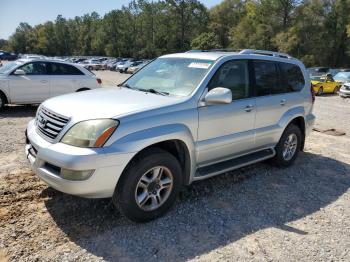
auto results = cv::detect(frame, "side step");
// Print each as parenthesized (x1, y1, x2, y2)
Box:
(194, 148, 275, 180)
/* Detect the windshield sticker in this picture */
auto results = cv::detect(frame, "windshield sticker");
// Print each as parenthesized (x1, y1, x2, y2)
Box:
(188, 62, 212, 69)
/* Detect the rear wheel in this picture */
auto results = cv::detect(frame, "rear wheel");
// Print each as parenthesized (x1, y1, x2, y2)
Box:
(317, 87, 323, 96)
(270, 124, 302, 167)
(113, 148, 182, 222)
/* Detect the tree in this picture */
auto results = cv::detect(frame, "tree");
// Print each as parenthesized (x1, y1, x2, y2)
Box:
(190, 32, 220, 49)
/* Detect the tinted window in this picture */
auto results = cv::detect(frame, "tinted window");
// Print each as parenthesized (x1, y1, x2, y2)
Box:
(50, 63, 84, 75)
(208, 60, 250, 100)
(18, 62, 48, 75)
(253, 60, 285, 96)
(279, 62, 305, 91)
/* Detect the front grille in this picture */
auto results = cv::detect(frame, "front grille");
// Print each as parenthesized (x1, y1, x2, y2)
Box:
(36, 107, 70, 141)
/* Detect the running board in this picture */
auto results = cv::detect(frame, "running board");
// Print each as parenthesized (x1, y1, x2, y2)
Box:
(194, 148, 275, 180)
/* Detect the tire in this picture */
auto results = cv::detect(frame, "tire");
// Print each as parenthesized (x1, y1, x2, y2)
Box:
(113, 148, 182, 222)
(317, 87, 323, 96)
(270, 124, 302, 168)
(0, 93, 6, 110)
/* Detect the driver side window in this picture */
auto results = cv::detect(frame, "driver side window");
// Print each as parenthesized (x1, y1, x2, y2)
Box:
(18, 62, 48, 75)
(208, 60, 250, 100)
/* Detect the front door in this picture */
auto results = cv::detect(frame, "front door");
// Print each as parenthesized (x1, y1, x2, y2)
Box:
(197, 60, 256, 166)
(9, 62, 50, 103)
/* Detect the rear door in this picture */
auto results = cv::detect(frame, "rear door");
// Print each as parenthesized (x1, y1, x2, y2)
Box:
(253, 60, 305, 148)
(8, 62, 50, 103)
(48, 63, 85, 97)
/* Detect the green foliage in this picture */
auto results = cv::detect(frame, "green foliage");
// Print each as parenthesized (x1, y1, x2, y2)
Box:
(4, 0, 350, 66)
(191, 32, 220, 49)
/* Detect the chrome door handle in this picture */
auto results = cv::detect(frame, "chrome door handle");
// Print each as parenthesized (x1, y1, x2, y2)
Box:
(40, 80, 48, 83)
(244, 104, 254, 112)
(280, 99, 286, 106)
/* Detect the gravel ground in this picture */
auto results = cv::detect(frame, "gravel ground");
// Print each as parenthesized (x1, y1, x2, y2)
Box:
(0, 72, 350, 261)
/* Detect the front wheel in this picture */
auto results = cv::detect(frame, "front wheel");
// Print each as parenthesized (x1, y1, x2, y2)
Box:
(270, 124, 302, 167)
(113, 148, 182, 222)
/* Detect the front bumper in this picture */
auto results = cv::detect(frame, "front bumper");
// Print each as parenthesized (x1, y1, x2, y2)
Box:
(25, 120, 135, 198)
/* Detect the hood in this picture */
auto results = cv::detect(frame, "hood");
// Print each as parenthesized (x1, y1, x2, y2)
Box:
(42, 87, 181, 121)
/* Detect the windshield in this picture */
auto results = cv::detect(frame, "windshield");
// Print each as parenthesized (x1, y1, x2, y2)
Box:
(0, 61, 21, 75)
(334, 72, 350, 82)
(309, 75, 325, 82)
(123, 57, 214, 96)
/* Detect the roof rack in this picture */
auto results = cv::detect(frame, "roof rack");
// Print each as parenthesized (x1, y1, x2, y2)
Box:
(239, 49, 294, 59)
(185, 49, 295, 59)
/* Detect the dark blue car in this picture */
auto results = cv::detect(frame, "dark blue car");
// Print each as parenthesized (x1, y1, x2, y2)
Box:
(0, 51, 18, 61)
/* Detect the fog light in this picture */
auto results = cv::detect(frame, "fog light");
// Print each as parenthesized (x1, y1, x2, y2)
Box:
(60, 169, 94, 181)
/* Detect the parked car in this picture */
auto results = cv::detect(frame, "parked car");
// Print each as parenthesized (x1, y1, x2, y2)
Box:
(116, 60, 135, 73)
(307, 67, 330, 76)
(0, 59, 102, 109)
(25, 49, 315, 222)
(310, 74, 341, 95)
(81, 59, 104, 71)
(127, 61, 149, 74)
(334, 71, 350, 84)
(339, 82, 350, 98)
(0, 51, 18, 61)
(329, 68, 350, 77)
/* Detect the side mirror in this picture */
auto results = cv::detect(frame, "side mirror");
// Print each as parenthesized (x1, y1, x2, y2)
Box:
(14, 69, 26, 75)
(204, 87, 232, 105)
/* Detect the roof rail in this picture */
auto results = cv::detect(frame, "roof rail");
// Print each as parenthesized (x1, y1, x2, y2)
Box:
(239, 49, 294, 59)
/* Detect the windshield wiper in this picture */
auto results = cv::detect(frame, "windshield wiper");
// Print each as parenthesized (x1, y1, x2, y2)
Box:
(138, 88, 169, 96)
(117, 83, 133, 89)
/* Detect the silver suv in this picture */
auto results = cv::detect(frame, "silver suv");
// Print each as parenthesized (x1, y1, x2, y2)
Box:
(26, 49, 315, 222)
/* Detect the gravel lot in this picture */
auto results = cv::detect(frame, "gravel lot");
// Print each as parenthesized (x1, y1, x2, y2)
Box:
(0, 71, 350, 261)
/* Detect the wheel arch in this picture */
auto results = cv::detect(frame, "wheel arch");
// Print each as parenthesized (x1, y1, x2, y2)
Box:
(0, 89, 9, 104)
(285, 116, 306, 151)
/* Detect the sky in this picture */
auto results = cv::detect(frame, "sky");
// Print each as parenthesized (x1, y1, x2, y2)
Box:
(0, 0, 221, 40)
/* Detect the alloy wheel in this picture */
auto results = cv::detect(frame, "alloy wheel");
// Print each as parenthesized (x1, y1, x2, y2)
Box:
(282, 133, 298, 161)
(135, 166, 174, 211)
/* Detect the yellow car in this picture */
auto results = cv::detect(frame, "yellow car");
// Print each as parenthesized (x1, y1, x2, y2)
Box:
(310, 75, 341, 95)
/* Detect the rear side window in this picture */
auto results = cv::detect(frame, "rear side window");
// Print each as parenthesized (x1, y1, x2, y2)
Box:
(253, 60, 285, 96)
(208, 60, 250, 100)
(50, 63, 84, 75)
(279, 62, 305, 92)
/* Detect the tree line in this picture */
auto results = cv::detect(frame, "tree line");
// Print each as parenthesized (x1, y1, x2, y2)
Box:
(1, 0, 350, 67)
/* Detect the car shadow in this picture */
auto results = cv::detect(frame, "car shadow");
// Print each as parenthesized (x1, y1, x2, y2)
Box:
(44, 152, 350, 261)
(0, 105, 37, 118)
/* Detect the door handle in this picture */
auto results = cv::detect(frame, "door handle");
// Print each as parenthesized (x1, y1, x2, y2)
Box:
(244, 104, 254, 112)
(40, 80, 48, 84)
(280, 99, 287, 106)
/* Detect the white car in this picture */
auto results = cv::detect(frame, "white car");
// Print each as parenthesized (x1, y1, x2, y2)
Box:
(0, 59, 102, 110)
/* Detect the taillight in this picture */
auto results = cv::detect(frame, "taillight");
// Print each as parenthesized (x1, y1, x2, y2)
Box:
(310, 83, 315, 103)
(97, 78, 102, 85)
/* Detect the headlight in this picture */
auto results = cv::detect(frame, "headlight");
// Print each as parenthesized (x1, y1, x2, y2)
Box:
(61, 119, 118, 147)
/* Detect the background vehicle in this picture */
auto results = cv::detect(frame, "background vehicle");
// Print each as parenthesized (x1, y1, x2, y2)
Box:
(339, 82, 350, 97)
(0, 59, 102, 109)
(334, 72, 350, 83)
(116, 59, 135, 73)
(127, 60, 150, 74)
(25, 50, 315, 222)
(0, 51, 18, 61)
(310, 74, 341, 95)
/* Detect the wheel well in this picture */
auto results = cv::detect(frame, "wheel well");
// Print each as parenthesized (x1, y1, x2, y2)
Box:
(129, 140, 191, 186)
(0, 90, 9, 104)
(288, 117, 306, 150)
